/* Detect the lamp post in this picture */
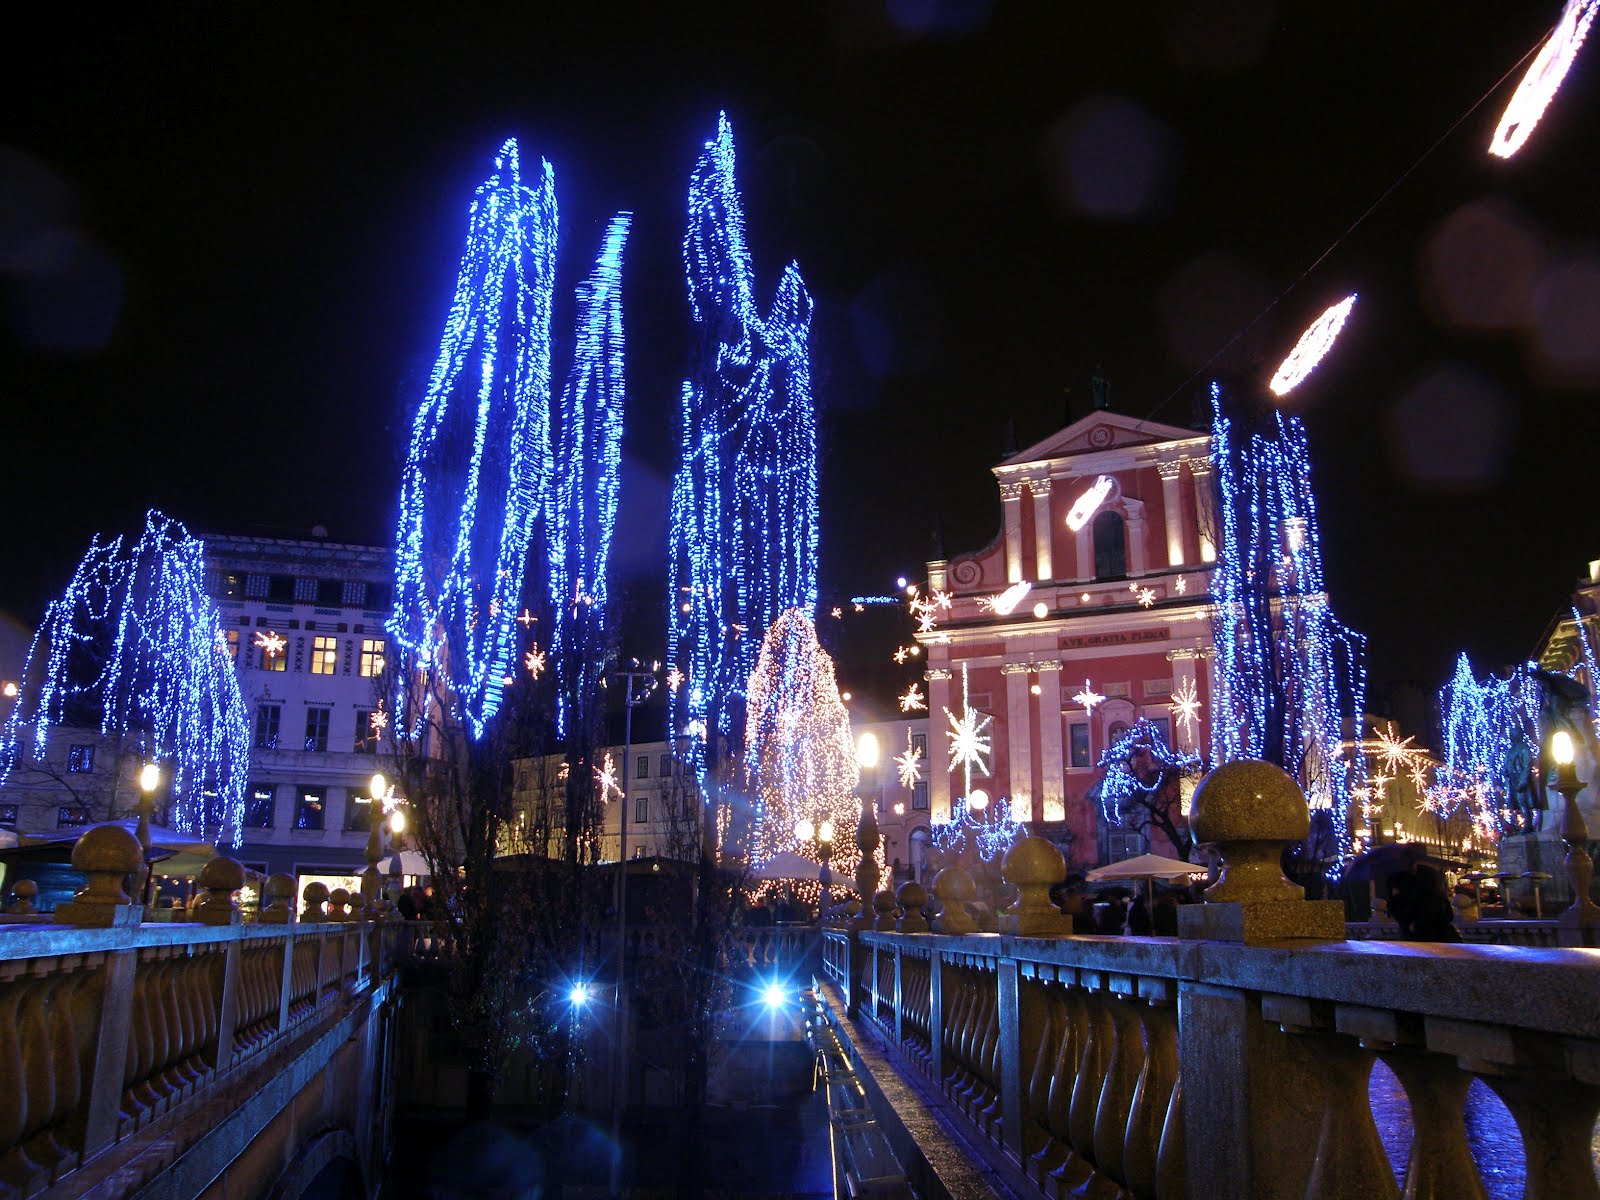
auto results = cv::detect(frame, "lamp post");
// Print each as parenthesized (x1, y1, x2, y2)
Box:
(1549, 731, 1600, 928)
(606, 657, 659, 1199)
(135, 762, 160, 908)
(362, 772, 405, 912)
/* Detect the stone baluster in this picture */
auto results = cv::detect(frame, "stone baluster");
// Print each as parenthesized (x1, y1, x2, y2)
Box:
(1092, 979, 1144, 1190)
(1021, 982, 1065, 1161)
(327, 888, 351, 922)
(931, 867, 978, 935)
(1052, 976, 1113, 1196)
(1001, 830, 1069, 935)
(5, 968, 65, 1186)
(193, 857, 245, 926)
(5, 879, 39, 915)
(1029, 979, 1081, 1186)
(301, 882, 330, 924)
(1478, 1071, 1600, 1200)
(1124, 979, 1179, 1200)
(895, 881, 930, 933)
(260, 874, 296, 924)
(55, 826, 145, 928)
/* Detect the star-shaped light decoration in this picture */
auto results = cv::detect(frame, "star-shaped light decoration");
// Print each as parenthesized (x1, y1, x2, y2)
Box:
(1072, 679, 1106, 711)
(1137, 587, 1156, 608)
(1175, 575, 1187, 595)
(369, 705, 390, 734)
(1373, 725, 1424, 775)
(666, 665, 685, 693)
(1171, 676, 1201, 742)
(253, 630, 286, 660)
(853, 602, 864, 612)
(684, 718, 708, 742)
(944, 663, 993, 799)
(933, 589, 953, 610)
(899, 682, 927, 713)
(524, 646, 546, 679)
(517, 608, 536, 628)
(595, 752, 623, 802)
(978, 581, 1031, 616)
(895, 736, 924, 789)
(831, 606, 843, 619)
(893, 646, 910, 665)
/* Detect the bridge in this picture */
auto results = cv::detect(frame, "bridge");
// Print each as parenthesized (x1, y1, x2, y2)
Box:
(2, 762, 1598, 1199)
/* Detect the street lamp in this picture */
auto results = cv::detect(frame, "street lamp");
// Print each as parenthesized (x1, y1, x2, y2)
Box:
(1550, 731, 1600, 925)
(795, 816, 836, 914)
(136, 762, 161, 907)
(362, 772, 405, 909)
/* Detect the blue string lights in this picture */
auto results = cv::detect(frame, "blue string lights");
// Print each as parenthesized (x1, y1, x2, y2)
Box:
(1207, 383, 1368, 867)
(0, 511, 250, 846)
(1095, 718, 1203, 825)
(669, 113, 820, 777)
(1429, 653, 1541, 840)
(391, 138, 558, 740)
(547, 213, 632, 737)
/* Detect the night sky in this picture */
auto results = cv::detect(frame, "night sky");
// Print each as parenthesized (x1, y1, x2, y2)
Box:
(3, 3, 1597, 711)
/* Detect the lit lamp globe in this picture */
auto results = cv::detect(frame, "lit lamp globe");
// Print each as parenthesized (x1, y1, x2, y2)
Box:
(795, 818, 815, 844)
(139, 763, 161, 793)
(857, 732, 880, 769)
(389, 810, 406, 835)
(817, 819, 835, 846)
(967, 789, 989, 811)
(370, 772, 388, 800)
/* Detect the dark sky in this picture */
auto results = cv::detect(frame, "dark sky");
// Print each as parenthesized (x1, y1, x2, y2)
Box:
(2, 3, 1597, 704)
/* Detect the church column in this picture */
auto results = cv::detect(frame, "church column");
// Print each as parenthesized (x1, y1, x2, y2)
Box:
(1126, 501, 1148, 577)
(927, 667, 953, 823)
(1036, 662, 1065, 823)
(1003, 662, 1035, 816)
(1075, 524, 1093, 582)
(1030, 479, 1053, 582)
(999, 480, 1026, 583)
(1190, 460, 1218, 564)
(1157, 460, 1185, 567)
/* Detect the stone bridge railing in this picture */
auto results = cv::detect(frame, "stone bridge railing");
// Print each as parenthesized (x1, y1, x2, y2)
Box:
(0, 824, 397, 1199)
(816, 762, 1600, 1200)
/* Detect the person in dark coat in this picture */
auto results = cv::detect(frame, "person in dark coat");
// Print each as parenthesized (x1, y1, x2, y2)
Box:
(397, 888, 418, 921)
(1126, 893, 1153, 936)
(1387, 846, 1460, 942)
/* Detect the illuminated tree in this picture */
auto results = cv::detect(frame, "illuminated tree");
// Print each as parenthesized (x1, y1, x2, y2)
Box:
(1429, 654, 1542, 840)
(744, 609, 859, 873)
(669, 113, 820, 781)
(1095, 718, 1203, 860)
(1208, 383, 1367, 867)
(0, 510, 250, 845)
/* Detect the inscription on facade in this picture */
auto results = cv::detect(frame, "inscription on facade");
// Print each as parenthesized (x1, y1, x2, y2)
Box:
(1061, 628, 1170, 650)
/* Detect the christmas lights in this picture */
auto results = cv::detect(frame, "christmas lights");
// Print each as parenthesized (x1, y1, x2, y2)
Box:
(1065, 476, 1115, 532)
(943, 663, 993, 801)
(899, 682, 927, 713)
(391, 138, 558, 739)
(1428, 653, 1540, 836)
(1268, 295, 1358, 397)
(930, 796, 1023, 861)
(669, 113, 819, 780)
(1490, 0, 1598, 159)
(548, 214, 632, 737)
(978, 581, 1031, 616)
(1571, 605, 1600, 732)
(744, 609, 859, 874)
(1095, 718, 1203, 825)
(0, 511, 250, 845)
(1171, 677, 1202, 744)
(1208, 382, 1367, 865)
(895, 732, 924, 789)
(1072, 679, 1106, 711)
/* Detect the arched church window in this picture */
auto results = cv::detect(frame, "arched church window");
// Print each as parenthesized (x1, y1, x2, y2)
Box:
(1094, 510, 1127, 579)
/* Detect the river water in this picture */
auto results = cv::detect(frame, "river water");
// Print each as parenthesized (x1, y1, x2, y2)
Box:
(1368, 1059, 1600, 1196)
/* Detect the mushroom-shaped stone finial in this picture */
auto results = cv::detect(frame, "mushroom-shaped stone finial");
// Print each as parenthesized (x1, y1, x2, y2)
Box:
(348, 893, 368, 922)
(6, 878, 39, 915)
(1001, 829, 1069, 936)
(1191, 760, 1308, 905)
(872, 889, 898, 931)
(262, 873, 297, 924)
(56, 824, 145, 926)
(194, 855, 246, 925)
(895, 880, 930, 933)
(931, 866, 978, 934)
(328, 887, 351, 921)
(302, 881, 330, 923)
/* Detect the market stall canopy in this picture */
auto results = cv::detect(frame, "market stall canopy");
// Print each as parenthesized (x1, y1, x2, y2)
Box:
(1, 820, 219, 877)
(750, 849, 824, 881)
(1086, 853, 1205, 882)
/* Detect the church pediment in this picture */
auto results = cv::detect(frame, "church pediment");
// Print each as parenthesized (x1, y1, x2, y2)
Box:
(1003, 412, 1204, 468)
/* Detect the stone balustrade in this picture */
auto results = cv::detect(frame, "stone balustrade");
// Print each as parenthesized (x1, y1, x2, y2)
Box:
(816, 762, 1600, 1200)
(0, 917, 390, 1197)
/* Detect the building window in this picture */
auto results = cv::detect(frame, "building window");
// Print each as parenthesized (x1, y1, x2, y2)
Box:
(346, 791, 374, 832)
(0, 804, 17, 830)
(1107, 720, 1129, 745)
(245, 785, 275, 828)
(58, 806, 90, 829)
(359, 639, 386, 678)
(294, 577, 318, 602)
(224, 628, 239, 661)
(246, 574, 269, 599)
(67, 745, 95, 773)
(1147, 715, 1172, 746)
(636, 755, 649, 780)
(310, 635, 338, 675)
(1100, 817, 1146, 864)
(304, 708, 330, 753)
(659, 753, 672, 777)
(1093, 510, 1127, 580)
(634, 795, 649, 825)
(342, 580, 368, 607)
(912, 781, 929, 811)
(317, 579, 344, 607)
(354, 711, 378, 754)
(911, 732, 928, 757)
(1069, 723, 1091, 768)
(294, 787, 326, 830)
(256, 631, 287, 672)
(255, 705, 281, 750)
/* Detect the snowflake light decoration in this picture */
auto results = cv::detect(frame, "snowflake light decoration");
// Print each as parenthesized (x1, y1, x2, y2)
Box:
(1072, 679, 1106, 711)
(944, 663, 993, 800)
(595, 752, 623, 801)
(1137, 587, 1156, 608)
(893, 646, 910, 665)
(1172, 676, 1202, 742)
(369, 705, 390, 735)
(1175, 575, 1187, 595)
(895, 735, 924, 789)
(665, 665, 685, 692)
(933, 589, 953, 610)
(830, 606, 843, 619)
(899, 682, 927, 713)
(253, 630, 286, 660)
(524, 646, 546, 679)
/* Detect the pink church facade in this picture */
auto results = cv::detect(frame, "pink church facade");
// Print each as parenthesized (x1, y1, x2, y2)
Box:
(918, 410, 1219, 869)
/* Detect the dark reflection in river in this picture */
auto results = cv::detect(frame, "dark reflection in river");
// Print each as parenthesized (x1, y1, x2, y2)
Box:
(1368, 1058, 1600, 1197)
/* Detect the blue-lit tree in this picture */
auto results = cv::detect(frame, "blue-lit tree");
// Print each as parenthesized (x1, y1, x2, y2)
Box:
(669, 113, 820, 780)
(391, 138, 558, 741)
(0, 511, 249, 846)
(1208, 383, 1368, 868)
(1096, 718, 1204, 860)
(547, 213, 631, 741)
(1429, 653, 1542, 840)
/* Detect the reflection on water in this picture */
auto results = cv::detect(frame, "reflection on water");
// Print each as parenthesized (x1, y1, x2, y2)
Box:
(1369, 1059, 1600, 1198)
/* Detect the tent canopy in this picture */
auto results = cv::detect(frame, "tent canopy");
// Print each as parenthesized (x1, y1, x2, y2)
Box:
(750, 849, 824, 882)
(1086, 852, 1204, 882)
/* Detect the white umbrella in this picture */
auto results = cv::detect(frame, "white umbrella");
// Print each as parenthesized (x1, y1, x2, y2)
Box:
(1087, 852, 1204, 882)
(750, 849, 824, 881)
(377, 850, 435, 877)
